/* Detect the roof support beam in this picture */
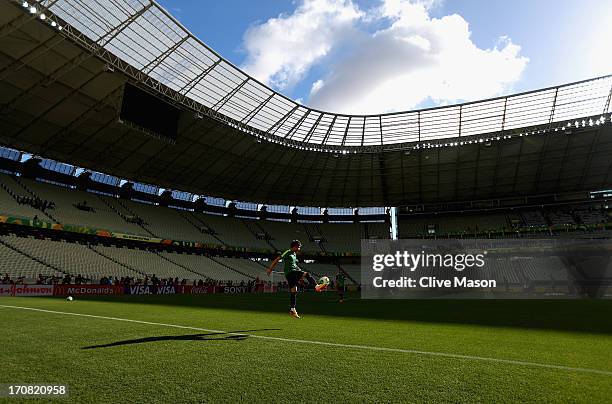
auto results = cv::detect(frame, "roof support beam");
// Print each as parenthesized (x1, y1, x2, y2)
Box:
(267, 105, 298, 135)
(341, 116, 352, 146)
(303, 113, 323, 143)
(604, 83, 612, 114)
(533, 88, 559, 189)
(360, 117, 365, 146)
(44, 2, 154, 86)
(211, 77, 249, 112)
(283, 109, 310, 139)
(322, 115, 338, 145)
(180, 59, 221, 94)
(241, 92, 275, 125)
(141, 35, 189, 75)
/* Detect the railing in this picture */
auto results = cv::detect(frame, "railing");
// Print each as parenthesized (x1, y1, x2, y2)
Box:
(15, 0, 612, 149)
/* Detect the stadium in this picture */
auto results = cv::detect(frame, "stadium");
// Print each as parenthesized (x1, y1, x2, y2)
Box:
(0, 0, 611, 402)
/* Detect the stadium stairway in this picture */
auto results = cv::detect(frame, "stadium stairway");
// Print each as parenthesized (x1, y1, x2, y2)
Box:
(176, 210, 209, 236)
(151, 251, 210, 280)
(253, 221, 278, 251)
(87, 245, 148, 278)
(96, 195, 152, 237)
(3, 176, 58, 223)
(0, 180, 39, 217)
(181, 211, 228, 246)
(115, 199, 158, 237)
(301, 223, 313, 242)
(206, 255, 256, 280)
(241, 219, 277, 251)
(0, 236, 72, 279)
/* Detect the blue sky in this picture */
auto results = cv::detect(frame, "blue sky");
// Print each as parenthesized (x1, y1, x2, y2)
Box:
(158, 0, 612, 113)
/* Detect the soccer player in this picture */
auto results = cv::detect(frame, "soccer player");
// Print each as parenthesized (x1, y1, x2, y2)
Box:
(336, 267, 346, 303)
(267, 240, 326, 318)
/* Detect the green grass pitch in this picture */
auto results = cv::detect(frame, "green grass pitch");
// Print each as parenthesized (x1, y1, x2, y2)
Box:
(1, 293, 611, 403)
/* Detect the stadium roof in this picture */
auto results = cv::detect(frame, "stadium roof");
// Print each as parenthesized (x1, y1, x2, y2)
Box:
(9, 0, 612, 150)
(1, 0, 612, 207)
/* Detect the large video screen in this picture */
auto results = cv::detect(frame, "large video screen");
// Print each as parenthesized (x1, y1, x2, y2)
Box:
(119, 83, 180, 139)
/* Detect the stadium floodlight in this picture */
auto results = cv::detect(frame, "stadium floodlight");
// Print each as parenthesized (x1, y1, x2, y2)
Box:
(51, 21, 57, 27)
(39, 13, 46, 20)
(22, 1, 29, 8)
(29, 5, 36, 13)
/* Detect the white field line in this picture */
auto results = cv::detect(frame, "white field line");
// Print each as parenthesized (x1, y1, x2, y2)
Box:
(1, 304, 611, 377)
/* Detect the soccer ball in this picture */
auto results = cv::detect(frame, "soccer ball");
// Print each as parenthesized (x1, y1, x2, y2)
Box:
(66, 296, 73, 301)
(318, 276, 330, 286)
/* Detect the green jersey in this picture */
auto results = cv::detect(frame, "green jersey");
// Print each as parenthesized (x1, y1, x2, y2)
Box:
(281, 249, 299, 276)
(336, 273, 346, 287)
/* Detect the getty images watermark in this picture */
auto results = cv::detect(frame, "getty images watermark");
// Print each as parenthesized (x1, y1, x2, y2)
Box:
(361, 239, 612, 299)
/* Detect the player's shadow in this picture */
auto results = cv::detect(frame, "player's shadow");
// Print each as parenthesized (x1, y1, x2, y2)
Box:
(82, 329, 280, 349)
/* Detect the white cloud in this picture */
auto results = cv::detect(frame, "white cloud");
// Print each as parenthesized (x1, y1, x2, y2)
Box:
(583, 7, 612, 79)
(242, 0, 529, 114)
(241, 0, 362, 90)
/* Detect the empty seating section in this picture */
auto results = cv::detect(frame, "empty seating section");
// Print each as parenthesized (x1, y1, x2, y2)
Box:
(21, 178, 145, 235)
(0, 235, 131, 280)
(520, 211, 547, 227)
(97, 196, 150, 234)
(365, 222, 390, 239)
(399, 213, 510, 237)
(92, 245, 194, 280)
(179, 211, 227, 245)
(520, 258, 568, 281)
(0, 232, 267, 282)
(118, 199, 212, 241)
(547, 210, 575, 227)
(397, 207, 612, 237)
(300, 263, 361, 283)
(0, 174, 44, 218)
(158, 252, 253, 282)
(11, 173, 593, 286)
(575, 208, 607, 224)
(318, 223, 361, 252)
(0, 238, 55, 280)
(214, 257, 268, 278)
(191, 213, 269, 249)
(398, 217, 430, 237)
(258, 221, 318, 252)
